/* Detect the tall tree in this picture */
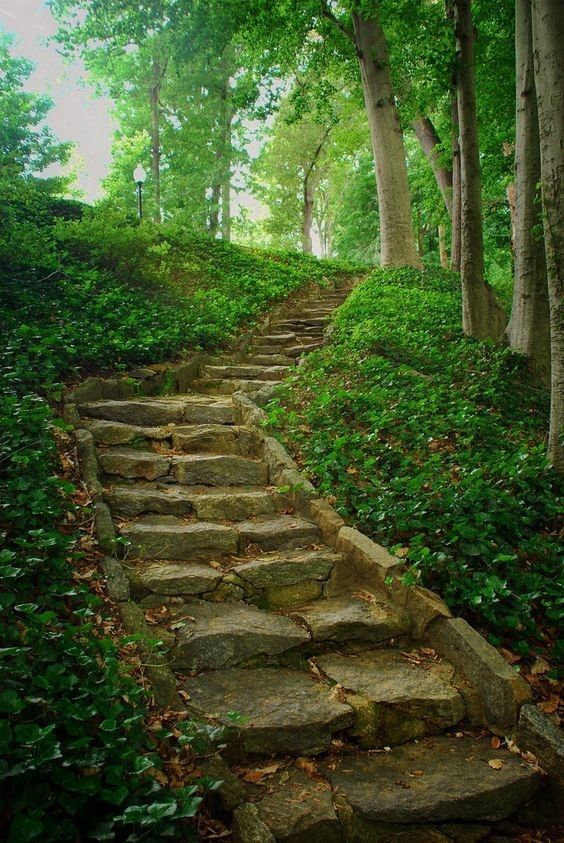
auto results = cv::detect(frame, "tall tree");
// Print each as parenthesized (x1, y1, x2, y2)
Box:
(531, 0, 564, 471)
(506, 0, 550, 380)
(454, 0, 506, 338)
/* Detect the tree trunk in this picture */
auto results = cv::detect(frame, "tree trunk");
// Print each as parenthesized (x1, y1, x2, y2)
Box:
(439, 224, 449, 268)
(507, 0, 550, 382)
(302, 175, 315, 255)
(150, 55, 162, 224)
(412, 116, 453, 217)
(208, 183, 220, 236)
(454, 0, 506, 338)
(351, 6, 422, 268)
(531, 0, 564, 471)
(450, 95, 462, 270)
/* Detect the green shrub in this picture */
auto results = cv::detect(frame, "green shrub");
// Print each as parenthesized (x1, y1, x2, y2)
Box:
(269, 267, 563, 663)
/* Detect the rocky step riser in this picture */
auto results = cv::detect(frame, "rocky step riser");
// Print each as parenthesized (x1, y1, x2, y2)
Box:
(120, 516, 321, 561)
(191, 379, 281, 396)
(79, 398, 237, 427)
(98, 450, 269, 486)
(88, 421, 261, 455)
(201, 365, 291, 382)
(275, 318, 328, 329)
(246, 354, 295, 366)
(105, 486, 286, 521)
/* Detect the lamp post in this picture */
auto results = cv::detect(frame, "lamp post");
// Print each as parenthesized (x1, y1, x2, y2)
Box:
(133, 164, 147, 220)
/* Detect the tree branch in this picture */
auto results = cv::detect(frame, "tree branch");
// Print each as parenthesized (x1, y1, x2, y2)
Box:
(319, 0, 356, 45)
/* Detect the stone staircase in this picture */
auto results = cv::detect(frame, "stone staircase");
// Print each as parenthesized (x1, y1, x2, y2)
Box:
(68, 281, 554, 841)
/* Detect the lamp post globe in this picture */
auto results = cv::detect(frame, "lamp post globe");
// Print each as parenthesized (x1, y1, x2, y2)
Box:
(133, 164, 147, 220)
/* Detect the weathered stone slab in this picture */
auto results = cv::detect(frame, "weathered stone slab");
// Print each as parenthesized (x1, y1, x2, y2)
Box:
(192, 489, 280, 521)
(98, 448, 170, 480)
(233, 549, 339, 590)
(121, 521, 238, 560)
(184, 667, 354, 755)
(516, 704, 564, 790)
(105, 485, 196, 517)
(180, 397, 237, 425)
(426, 617, 532, 730)
(170, 599, 309, 670)
(171, 424, 242, 454)
(255, 768, 341, 842)
(232, 804, 276, 843)
(203, 364, 291, 381)
(79, 398, 188, 426)
(85, 418, 171, 445)
(335, 527, 402, 588)
(192, 378, 280, 396)
(308, 498, 345, 546)
(321, 737, 541, 824)
(171, 454, 268, 486)
(248, 354, 294, 366)
(317, 650, 465, 746)
(129, 561, 222, 596)
(260, 333, 296, 345)
(237, 515, 320, 552)
(291, 594, 410, 643)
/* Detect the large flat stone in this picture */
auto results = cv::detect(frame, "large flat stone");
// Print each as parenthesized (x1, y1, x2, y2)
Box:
(192, 378, 280, 396)
(192, 488, 280, 521)
(98, 448, 170, 480)
(233, 549, 340, 590)
(291, 594, 410, 643)
(321, 737, 541, 824)
(129, 561, 222, 596)
(180, 397, 237, 425)
(236, 516, 320, 551)
(171, 424, 242, 454)
(79, 398, 188, 426)
(517, 704, 564, 790)
(84, 419, 171, 445)
(121, 521, 238, 560)
(171, 454, 268, 486)
(167, 599, 309, 670)
(255, 768, 341, 842)
(184, 667, 354, 755)
(317, 650, 465, 746)
(105, 485, 196, 517)
(202, 364, 291, 381)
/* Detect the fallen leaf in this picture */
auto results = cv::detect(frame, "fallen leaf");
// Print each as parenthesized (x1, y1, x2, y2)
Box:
(488, 759, 504, 770)
(490, 737, 501, 749)
(530, 657, 550, 675)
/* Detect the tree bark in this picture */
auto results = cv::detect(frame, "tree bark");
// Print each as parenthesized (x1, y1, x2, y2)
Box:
(531, 0, 564, 471)
(507, 0, 550, 382)
(439, 224, 449, 268)
(351, 5, 422, 268)
(208, 183, 220, 236)
(412, 116, 453, 217)
(454, 0, 506, 338)
(150, 54, 162, 224)
(302, 176, 315, 254)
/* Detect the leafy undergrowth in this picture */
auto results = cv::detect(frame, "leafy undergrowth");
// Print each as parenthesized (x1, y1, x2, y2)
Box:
(2, 207, 356, 398)
(0, 207, 357, 841)
(268, 268, 563, 676)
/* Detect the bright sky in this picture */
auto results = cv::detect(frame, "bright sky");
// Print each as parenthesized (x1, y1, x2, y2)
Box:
(0, 0, 114, 200)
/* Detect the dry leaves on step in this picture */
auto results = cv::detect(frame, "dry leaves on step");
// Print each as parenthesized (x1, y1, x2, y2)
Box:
(352, 589, 379, 604)
(329, 683, 347, 704)
(241, 762, 283, 783)
(488, 759, 504, 770)
(530, 657, 550, 675)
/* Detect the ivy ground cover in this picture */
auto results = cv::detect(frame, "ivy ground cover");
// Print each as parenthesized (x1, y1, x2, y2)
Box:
(268, 268, 563, 669)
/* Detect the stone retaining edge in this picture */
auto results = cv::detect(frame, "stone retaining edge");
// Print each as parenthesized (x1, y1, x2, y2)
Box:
(234, 389, 534, 738)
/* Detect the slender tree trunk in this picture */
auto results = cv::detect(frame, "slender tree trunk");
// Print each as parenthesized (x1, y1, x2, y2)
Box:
(302, 175, 315, 254)
(450, 95, 462, 270)
(351, 6, 422, 268)
(208, 183, 220, 236)
(506, 181, 516, 253)
(507, 0, 550, 382)
(454, 0, 506, 338)
(531, 0, 564, 471)
(150, 55, 162, 224)
(439, 224, 449, 268)
(412, 116, 453, 217)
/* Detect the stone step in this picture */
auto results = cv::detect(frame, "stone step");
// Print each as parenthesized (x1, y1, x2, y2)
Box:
(320, 736, 541, 831)
(184, 667, 354, 755)
(79, 396, 236, 426)
(139, 597, 309, 670)
(170, 424, 260, 456)
(191, 378, 281, 396)
(202, 364, 291, 381)
(83, 418, 172, 446)
(237, 515, 320, 551)
(284, 342, 324, 358)
(247, 354, 295, 366)
(121, 520, 239, 561)
(275, 317, 328, 328)
(260, 333, 296, 346)
(99, 449, 268, 485)
(129, 560, 222, 597)
(106, 484, 284, 521)
(228, 548, 342, 608)
(316, 648, 465, 747)
(289, 593, 410, 643)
